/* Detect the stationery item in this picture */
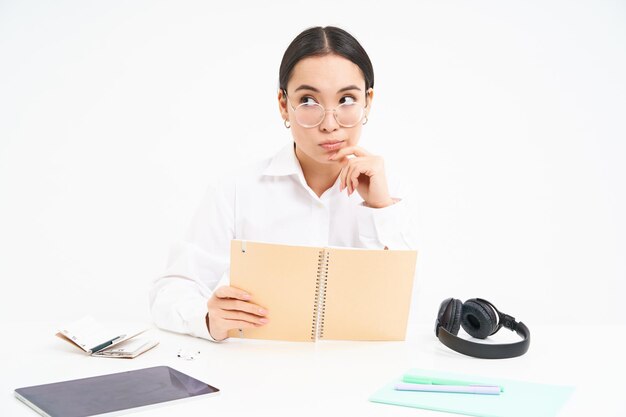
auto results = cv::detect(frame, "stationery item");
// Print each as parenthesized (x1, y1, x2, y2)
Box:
(56, 316, 158, 358)
(394, 382, 501, 395)
(402, 374, 504, 392)
(228, 239, 418, 341)
(435, 297, 530, 359)
(370, 369, 574, 417)
(91, 337, 159, 359)
(14, 366, 219, 417)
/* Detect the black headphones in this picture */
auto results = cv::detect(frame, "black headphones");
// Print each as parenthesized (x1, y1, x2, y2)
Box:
(435, 297, 530, 359)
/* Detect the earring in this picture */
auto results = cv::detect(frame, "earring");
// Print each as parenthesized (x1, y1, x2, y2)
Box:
(284, 119, 291, 129)
(362, 115, 368, 125)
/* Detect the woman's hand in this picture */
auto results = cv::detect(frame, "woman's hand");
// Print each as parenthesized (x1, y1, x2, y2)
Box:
(328, 146, 395, 208)
(206, 286, 269, 341)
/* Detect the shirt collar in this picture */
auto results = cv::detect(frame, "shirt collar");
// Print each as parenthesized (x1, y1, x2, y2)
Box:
(262, 142, 302, 177)
(262, 142, 344, 202)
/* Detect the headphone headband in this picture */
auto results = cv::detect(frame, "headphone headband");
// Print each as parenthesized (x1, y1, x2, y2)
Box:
(436, 321, 530, 359)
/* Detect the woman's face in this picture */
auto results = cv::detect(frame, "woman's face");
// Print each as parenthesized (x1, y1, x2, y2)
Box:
(278, 54, 373, 166)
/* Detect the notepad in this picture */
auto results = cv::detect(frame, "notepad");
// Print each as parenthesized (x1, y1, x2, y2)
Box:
(227, 239, 418, 342)
(56, 316, 158, 358)
(369, 368, 574, 417)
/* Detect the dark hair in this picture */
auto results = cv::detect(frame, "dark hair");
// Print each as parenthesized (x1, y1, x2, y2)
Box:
(279, 26, 374, 93)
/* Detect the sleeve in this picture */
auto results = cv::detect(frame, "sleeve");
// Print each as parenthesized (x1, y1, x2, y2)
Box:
(149, 176, 235, 341)
(356, 168, 418, 250)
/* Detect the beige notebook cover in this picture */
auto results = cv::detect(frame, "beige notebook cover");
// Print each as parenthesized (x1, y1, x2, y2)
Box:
(228, 240, 417, 342)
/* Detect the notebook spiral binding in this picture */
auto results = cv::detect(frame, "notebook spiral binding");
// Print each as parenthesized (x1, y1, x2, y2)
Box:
(312, 249, 330, 340)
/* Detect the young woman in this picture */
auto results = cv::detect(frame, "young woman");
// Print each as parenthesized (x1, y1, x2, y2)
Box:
(150, 26, 417, 341)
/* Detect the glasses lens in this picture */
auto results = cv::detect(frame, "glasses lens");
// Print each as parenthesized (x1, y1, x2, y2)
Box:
(295, 103, 324, 128)
(336, 102, 364, 127)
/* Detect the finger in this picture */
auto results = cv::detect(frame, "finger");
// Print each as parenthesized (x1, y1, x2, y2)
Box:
(222, 319, 265, 329)
(351, 161, 369, 195)
(350, 171, 362, 195)
(346, 164, 353, 194)
(344, 162, 356, 194)
(221, 310, 269, 325)
(332, 145, 370, 160)
(339, 164, 349, 192)
(352, 177, 359, 194)
(350, 162, 365, 183)
(214, 286, 251, 300)
(218, 299, 268, 316)
(344, 165, 353, 193)
(329, 146, 371, 161)
(345, 161, 362, 195)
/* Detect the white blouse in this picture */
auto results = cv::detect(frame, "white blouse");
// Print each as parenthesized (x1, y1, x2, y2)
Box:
(149, 142, 418, 341)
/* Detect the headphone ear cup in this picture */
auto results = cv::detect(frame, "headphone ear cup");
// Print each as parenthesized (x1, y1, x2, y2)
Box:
(461, 298, 498, 339)
(438, 298, 463, 335)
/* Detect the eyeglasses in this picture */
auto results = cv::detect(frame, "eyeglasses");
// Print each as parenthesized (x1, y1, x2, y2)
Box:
(283, 91, 367, 128)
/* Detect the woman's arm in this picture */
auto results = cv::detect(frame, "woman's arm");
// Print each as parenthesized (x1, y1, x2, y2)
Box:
(329, 146, 418, 250)
(149, 178, 232, 340)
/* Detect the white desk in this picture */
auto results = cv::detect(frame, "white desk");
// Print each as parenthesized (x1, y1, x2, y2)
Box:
(1, 322, 624, 416)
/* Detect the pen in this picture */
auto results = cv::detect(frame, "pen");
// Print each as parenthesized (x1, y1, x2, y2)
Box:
(402, 375, 504, 392)
(88, 334, 126, 354)
(394, 382, 501, 395)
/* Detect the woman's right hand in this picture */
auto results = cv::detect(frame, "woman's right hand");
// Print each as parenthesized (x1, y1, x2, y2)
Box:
(206, 286, 269, 341)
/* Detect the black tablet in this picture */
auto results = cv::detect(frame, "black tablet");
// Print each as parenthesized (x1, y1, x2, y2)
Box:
(14, 366, 219, 417)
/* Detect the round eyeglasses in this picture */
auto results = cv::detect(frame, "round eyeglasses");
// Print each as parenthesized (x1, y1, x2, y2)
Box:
(284, 91, 367, 128)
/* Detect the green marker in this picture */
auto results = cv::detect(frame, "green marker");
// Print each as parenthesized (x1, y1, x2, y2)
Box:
(402, 373, 505, 392)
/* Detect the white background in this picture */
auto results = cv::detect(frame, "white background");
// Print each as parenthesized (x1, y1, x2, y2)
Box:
(1, 0, 624, 335)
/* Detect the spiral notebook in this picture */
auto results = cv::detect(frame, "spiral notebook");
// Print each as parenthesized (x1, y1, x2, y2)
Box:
(227, 240, 418, 341)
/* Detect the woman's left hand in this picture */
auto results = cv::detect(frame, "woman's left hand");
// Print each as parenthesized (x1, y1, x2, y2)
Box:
(328, 145, 395, 208)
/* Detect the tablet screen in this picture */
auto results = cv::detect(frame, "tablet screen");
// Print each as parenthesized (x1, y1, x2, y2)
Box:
(15, 366, 219, 417)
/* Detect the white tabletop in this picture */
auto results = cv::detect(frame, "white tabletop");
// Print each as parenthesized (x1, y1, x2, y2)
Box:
(1, 322, 624, 417)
